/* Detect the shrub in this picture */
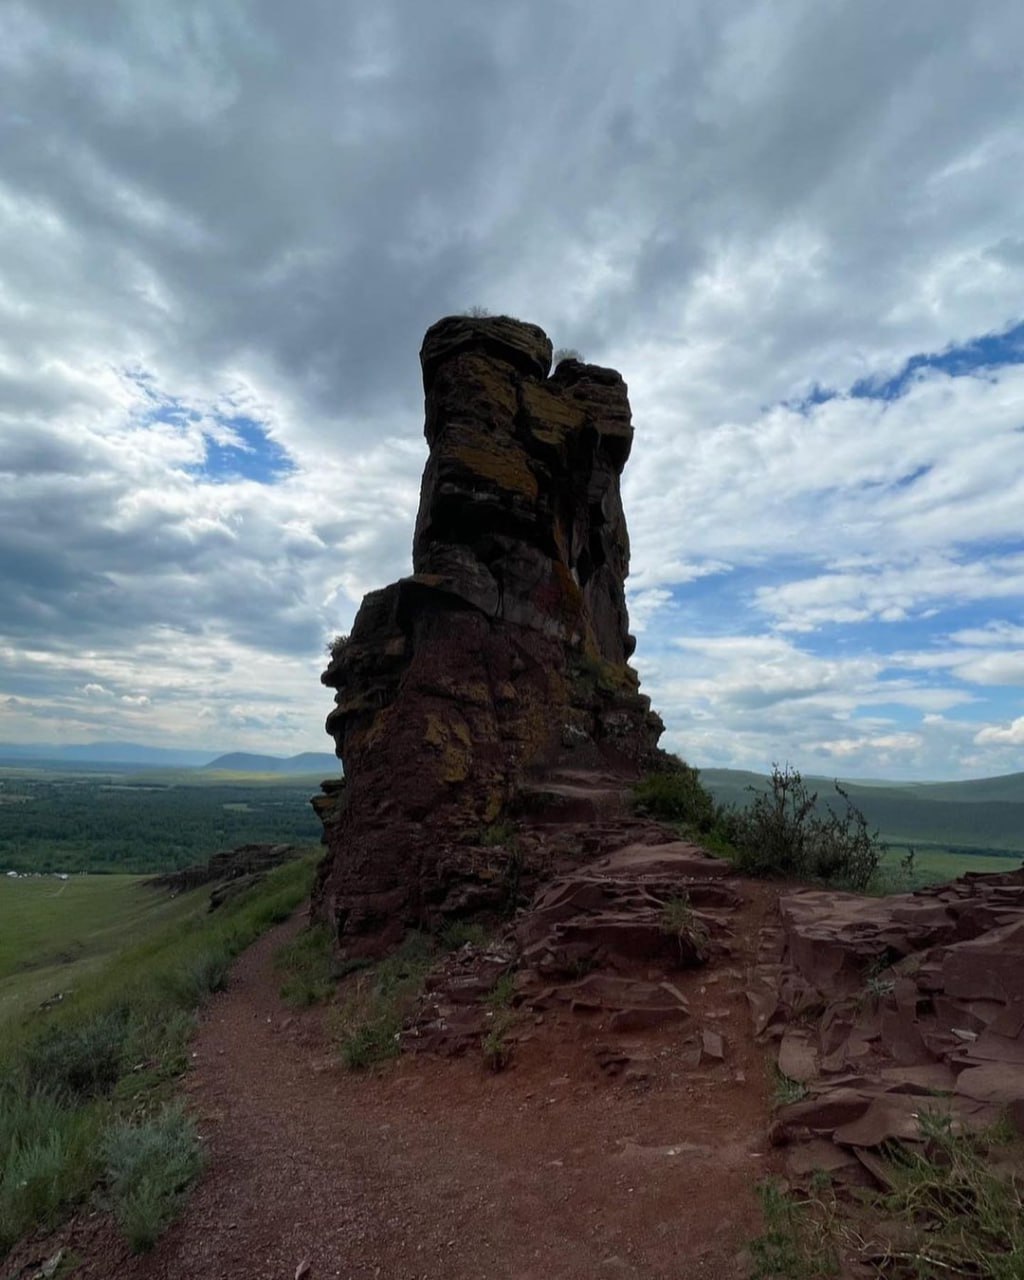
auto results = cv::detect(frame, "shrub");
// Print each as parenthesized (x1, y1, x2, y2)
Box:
(731, 764, 883, 890)
(102, 1104, 205, 1252)
(23, 1007, 133, 1101)
(633, 759, 717, 833)
(553, 347, 583, 364)
(326, 633, 350, 663)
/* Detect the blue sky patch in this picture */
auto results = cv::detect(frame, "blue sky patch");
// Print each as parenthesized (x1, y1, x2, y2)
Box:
(195, 416, 295, 484)
(851, 320, 1024, 401)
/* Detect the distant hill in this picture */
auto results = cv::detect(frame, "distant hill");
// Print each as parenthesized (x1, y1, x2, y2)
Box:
(700, 767, 1024, 853)
(0, 741, 217, 768)
(202, 751, 339, 775)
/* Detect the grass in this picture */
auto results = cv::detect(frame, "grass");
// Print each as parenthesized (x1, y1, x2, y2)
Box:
(875, 1111, 1024, 1278)
(0, 875, 208, 1028)
(102, 1104, 205, 1252)
(439, 920, 492, 951)
(749, 1112, 1024, 1279)
(481, 1009, 516, 1071)
(749, 1174, 841, 1279)
(0, 852, 318, 1257)
(770, 1064, 809, 1107)
(274, 924, 336, 1007)
(332, 933, 435, 1070)
(659, 894, 710, 962)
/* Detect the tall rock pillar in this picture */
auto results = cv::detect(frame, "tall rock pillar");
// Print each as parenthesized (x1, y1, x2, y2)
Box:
(313, 316, 662, 949)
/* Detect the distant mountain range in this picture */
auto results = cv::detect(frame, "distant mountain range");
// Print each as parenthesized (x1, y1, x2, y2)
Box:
(0, 741, 338, 774)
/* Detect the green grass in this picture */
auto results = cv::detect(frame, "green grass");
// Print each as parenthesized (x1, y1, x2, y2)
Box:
(749, 1175, 840, 1279)
(274, 924, 337, 1007)
(102, 1104, 205, 1252)
(749, 1113, 1024, 1279)
(0, 876, 208, 1028)
(332, 933, 435, 1070)
(875, 844, 1023, 890)
(0, 852, 318, 1257)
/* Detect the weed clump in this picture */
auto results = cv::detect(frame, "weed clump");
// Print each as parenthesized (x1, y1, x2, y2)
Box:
(334, 934, 435, 1070)
(731, 764, 883, 891)
(274, 924, 337, 1007)
(102, 1104, 205, 1252)
(659, 895, 710, 964)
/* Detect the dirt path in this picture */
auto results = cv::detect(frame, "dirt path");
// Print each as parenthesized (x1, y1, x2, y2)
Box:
(74, 888, 776, 1280)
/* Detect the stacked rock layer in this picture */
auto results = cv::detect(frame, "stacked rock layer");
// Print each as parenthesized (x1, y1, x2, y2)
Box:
(313, 316, 663, 948)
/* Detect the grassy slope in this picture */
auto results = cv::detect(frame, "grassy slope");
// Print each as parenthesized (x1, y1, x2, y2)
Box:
(0, 876, 207, 1027)
(0, 853, 320, 1255)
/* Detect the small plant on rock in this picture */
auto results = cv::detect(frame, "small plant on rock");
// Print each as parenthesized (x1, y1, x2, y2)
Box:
(659, 894, 709, 963)
(326, 633, 350, 663)
(481, 1009, 516, 1072)
(553, 346, 583, 364)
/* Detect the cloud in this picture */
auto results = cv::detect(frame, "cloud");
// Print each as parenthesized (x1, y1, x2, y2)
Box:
(1, 1, 1024, 776)
(975, 716, 1024, 746)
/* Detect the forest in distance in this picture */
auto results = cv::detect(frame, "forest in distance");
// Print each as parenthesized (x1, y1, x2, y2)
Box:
(0, 769, 324, 874)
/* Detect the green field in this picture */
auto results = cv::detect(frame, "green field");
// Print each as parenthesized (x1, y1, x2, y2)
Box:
(878, 844, 1023, 891)
(0, 875, 207, 1026)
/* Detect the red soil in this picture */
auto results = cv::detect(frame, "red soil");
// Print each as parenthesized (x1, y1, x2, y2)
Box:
(21, 882, 780, 1280)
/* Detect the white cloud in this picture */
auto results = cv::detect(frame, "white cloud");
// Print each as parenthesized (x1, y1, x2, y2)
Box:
(1, 1, 1024, 778)
(975, 716, 1024, 746)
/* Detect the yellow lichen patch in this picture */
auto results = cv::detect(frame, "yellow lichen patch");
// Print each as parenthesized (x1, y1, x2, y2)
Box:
(520, 383, 585, 447)
(449, 441, 539, 500)
(423, 712, 473, 783)
(481, 790, 504, 824)
(458, 357, 519, 418)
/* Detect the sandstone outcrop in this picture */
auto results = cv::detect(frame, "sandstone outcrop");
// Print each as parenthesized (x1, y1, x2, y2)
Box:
(752, 866, 1024, 1179)
(314, 316, 663, 949)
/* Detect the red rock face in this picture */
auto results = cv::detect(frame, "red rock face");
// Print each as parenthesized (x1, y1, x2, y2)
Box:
(313, 317, 663, 949)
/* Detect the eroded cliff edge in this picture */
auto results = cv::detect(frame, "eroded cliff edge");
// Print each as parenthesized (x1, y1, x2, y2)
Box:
(312, 315, 663, 950)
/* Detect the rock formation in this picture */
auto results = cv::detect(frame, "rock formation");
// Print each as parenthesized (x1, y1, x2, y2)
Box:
(313, 315, 663, 949)
(752, 866, 1024, 1177)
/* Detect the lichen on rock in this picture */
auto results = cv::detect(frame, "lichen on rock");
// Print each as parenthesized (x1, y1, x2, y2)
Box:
(313, 315, 663, 951)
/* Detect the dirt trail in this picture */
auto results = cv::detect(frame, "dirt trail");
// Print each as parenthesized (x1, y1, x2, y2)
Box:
(60, 873, 774, 1280)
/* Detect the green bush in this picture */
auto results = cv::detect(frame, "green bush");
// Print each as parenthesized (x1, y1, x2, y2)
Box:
(633, 759, 717, 833)
(102, 1104, 205, 1252)
(23, 1007, 133, 1101)
(731, 764, 883, 890)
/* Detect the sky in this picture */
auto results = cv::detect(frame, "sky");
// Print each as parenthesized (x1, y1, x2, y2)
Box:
(1, 1, 1023, 780)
